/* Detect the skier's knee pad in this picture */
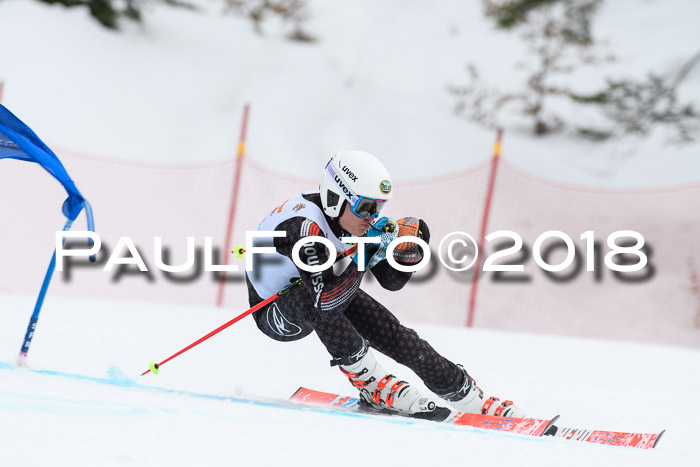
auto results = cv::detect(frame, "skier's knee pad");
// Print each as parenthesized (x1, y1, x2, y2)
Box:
(253, 301, 314, 342)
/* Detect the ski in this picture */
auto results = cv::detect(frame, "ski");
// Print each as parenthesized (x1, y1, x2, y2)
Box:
(290, 387, 665, 449)
(290, 387, 558, 437)
(547, 426, 665, 449)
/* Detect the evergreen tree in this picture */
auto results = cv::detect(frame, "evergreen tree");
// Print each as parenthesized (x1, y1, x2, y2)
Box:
(35, 0, 192, 30)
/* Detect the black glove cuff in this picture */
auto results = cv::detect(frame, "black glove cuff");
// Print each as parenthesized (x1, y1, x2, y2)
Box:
(418, 219, 431, 244)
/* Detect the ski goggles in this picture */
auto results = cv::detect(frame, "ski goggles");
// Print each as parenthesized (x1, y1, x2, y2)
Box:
(350, 196, 388, 219)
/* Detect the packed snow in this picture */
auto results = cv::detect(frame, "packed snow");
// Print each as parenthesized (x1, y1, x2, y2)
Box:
(1, 293, 698, 466)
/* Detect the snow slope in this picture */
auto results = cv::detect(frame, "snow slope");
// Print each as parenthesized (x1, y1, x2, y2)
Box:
(1, 293, 698, 466)
(0, 0, 699, 186)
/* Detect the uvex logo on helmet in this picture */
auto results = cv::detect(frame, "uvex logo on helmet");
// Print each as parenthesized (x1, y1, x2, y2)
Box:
(333, 175, 357, 201)
(342, 165, 358, 182)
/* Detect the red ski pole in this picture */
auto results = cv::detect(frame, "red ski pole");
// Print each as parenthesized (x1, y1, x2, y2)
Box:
(142, 244, 359, 376)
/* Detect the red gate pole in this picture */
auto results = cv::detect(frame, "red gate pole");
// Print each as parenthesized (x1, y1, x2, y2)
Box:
(216, 104, 250, 307)
(466, 129, 503, 327)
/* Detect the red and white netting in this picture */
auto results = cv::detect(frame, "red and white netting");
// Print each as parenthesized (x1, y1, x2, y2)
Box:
(2, 150, 698, 347)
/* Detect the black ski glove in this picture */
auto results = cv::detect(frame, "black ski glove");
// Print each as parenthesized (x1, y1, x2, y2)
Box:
(392, 217, 430, 265)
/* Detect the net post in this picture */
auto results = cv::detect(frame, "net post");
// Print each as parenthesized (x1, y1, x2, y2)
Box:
(467, 129, 503, 327)
(216, 104, 250, 307)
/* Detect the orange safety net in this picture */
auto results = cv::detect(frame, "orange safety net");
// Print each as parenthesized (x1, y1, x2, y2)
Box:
(1, 149, 698, 347)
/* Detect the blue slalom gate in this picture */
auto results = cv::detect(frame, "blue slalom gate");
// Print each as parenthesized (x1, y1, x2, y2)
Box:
(0, 104, 96, 365)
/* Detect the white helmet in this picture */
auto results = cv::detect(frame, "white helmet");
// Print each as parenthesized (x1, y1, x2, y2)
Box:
(320, 150, 393, 218)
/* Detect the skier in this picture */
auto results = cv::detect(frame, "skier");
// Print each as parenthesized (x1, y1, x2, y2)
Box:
(245, 150, 525, 419)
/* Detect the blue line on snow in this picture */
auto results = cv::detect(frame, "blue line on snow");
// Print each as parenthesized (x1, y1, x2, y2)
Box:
(0, 361, 546, 442)
(0, 362, 420, 425)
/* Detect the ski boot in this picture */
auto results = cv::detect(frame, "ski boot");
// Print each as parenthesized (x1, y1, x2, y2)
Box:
(338, 348, 450, 420)
(440, 365, 526, 418)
